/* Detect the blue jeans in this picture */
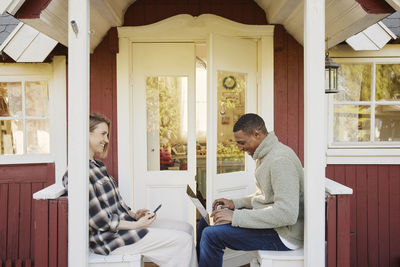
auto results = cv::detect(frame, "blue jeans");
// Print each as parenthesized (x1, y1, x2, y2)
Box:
(196, 217, 290, 267)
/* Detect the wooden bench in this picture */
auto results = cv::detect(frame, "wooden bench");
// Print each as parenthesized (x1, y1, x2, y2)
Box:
(88, 253, 143, 267)
(249, 249, 304, 267)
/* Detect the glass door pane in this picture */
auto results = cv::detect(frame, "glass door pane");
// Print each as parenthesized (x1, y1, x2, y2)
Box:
(146, 76, 188, 171)
(217, 71, 246, 174)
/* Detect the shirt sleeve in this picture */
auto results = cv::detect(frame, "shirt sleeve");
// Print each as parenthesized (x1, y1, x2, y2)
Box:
(88, 183, 120, 232)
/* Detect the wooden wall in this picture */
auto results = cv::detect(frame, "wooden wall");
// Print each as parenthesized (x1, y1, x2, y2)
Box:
(123, 0, 267, 26)
(90, 28, 119, 180)
(273, 25, 304, 163)
(326, 164, 400, 267)
(0, 163, 54, 264)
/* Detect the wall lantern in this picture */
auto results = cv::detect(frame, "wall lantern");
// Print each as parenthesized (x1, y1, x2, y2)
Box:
(325, 52, 339, 93)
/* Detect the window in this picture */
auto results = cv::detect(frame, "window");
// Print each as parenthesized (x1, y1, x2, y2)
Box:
(0, 60, 66, 168)
(1, 81, 50, 155)
(327, 57, 400, 164)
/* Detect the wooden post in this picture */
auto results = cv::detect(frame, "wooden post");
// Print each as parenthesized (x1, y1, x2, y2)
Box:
(68, 0, 90, 266)
(304, 0, 326, 266)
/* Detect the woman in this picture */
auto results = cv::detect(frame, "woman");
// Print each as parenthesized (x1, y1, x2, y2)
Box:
(63, 113, 197, 267)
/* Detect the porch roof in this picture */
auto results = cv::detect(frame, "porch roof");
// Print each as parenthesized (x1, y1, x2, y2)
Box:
(0, 0, 397, 53)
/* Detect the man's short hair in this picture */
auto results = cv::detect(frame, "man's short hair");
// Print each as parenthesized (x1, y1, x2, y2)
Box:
(233, 113, 268, 135)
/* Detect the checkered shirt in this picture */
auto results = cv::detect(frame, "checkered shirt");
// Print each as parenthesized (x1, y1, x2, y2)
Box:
(62, 159, 148, 255)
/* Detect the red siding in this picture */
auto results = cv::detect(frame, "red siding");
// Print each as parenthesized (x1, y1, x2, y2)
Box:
(326, 165, 400, 267)
(355, 0, 394, 14)
(0, 164, 54, 264)
(123, 0, 267, 26)
(33, 197, 68, 267)
(273, 25, 304, 163)
(90, 28, 119, 180)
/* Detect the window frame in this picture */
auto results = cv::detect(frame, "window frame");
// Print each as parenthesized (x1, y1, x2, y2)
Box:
(327, 56, 400, 164)
(0, 61, 66, 168)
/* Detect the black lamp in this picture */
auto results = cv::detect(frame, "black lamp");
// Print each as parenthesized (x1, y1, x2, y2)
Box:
(325, 52, 339, 93)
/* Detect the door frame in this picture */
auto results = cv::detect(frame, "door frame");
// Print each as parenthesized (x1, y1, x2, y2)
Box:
(116, 13, 274, 207)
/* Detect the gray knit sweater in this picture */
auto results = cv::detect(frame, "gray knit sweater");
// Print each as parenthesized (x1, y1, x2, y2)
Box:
(231, 132, 304, 247)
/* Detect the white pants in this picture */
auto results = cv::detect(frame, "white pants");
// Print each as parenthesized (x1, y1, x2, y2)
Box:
(111, 219, 198, 267)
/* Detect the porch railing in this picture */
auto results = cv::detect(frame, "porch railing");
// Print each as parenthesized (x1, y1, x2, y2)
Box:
(32, 178, 352, 267)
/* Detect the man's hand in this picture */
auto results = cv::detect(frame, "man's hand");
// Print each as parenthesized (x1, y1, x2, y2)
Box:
(212, 198, 235, 211)
(211, 209, 233, 224)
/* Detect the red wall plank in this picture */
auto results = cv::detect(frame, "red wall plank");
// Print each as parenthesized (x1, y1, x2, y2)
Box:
(33, 200, 49, 267)
(49, 200, 58, 267)
(0, 164, 52, 184)
(344, 165, 357, 267)
(287, 34, 299, 156)
(389, 165, 400, 267)
(378, 165, 390, 267)
(356, 165, 368, 267)
(6, 184, 19, 260)
(18, 183, 32, 260)
(0, 184, 8, 261)
(31, 182, 45, 262)
(367, 165, 379, 266)
(337, 195, 351, 267)
(297, 44, 304, 165)
(58, 198, 68, 267)
(326, 195, 337, 267)
(274, 25, 288, 145)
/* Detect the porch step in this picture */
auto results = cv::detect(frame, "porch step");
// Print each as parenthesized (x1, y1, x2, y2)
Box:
(250, 249, 304, 267)
(88, 253, 143, 267)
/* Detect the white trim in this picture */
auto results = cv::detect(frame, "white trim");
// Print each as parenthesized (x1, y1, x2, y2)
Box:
(325, 178, 353, 195)
(326, 57, 400, 150)
(0, 0, 25, 15)
(258, 35, 275, 130)
(52, 56, 67, 182)
(304, 0, 326, 266)
(0, 63, 65, 168)
(118, 14, 274, 41)
(116, 37, 134, 207)
(116, 14, 275, 209)
(327, 148, 400, 164)
(67, 0, 90, 266)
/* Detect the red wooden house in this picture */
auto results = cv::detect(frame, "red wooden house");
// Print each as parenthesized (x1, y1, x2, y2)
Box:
(0, 0, 399, 266)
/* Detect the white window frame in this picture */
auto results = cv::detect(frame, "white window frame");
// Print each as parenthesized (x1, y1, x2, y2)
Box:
(0, 58, 67, 180)
(327, 56, 400, 164)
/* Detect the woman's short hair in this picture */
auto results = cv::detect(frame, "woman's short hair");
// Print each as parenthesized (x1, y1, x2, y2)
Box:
(90, 113, 111, 158)
(233, 113, 268, 135)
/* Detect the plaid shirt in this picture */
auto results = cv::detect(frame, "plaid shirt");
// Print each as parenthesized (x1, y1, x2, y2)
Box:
(62, 159, 148, 255)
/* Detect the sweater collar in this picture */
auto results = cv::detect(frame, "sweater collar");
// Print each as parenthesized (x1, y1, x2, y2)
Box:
(252, 132, 278, 160)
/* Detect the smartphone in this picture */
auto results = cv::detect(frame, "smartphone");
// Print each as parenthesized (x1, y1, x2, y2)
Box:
(148, 204, 161, 220)
(153, 204, 162, 213)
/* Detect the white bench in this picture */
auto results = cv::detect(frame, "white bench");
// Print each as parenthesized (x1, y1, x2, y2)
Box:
(88, 253, 143, 267)
(250, 249, 304, 267)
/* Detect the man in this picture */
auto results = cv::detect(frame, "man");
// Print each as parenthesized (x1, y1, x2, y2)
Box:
(197, 113, 304, 267)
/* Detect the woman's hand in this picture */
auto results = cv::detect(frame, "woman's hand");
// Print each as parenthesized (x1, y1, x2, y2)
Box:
(117, 213, 156, 230)
(136, 213, 156, 228)
(128, 209, 149, 220)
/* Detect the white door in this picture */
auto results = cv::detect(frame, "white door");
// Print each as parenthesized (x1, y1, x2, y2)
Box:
(131, 43, 196, 226)
(206, 34, 258, 212)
